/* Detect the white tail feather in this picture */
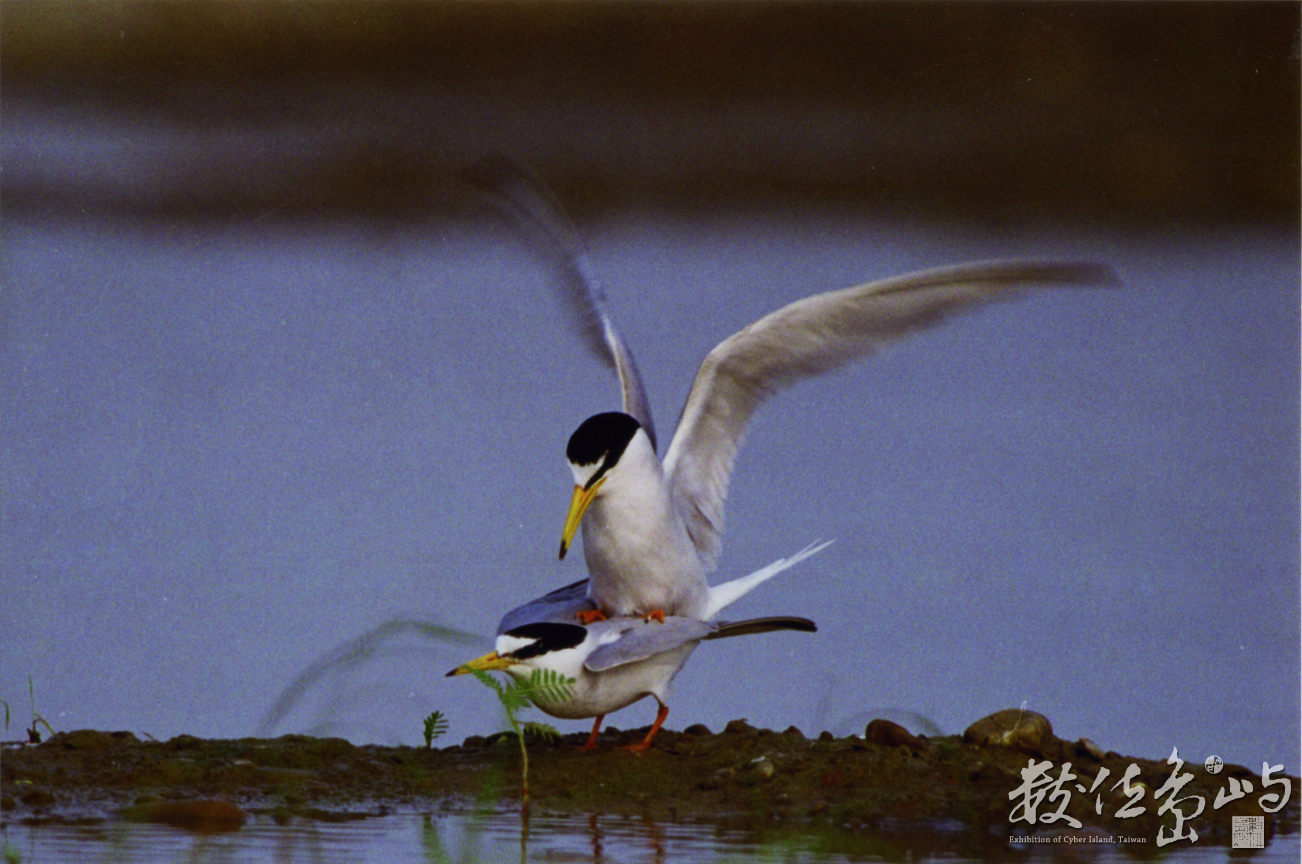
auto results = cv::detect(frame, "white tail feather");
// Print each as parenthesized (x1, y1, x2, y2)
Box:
(702, 540, 834, 619)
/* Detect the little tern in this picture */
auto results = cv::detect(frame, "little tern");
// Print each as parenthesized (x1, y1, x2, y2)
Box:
(468, 157, 1117, 621)
(449, 615, 815, 752)
(449, 541, 825, 751)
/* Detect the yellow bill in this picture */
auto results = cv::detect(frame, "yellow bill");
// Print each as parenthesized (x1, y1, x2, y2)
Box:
(559, 478, 605, 560)
(445, 651, 513, 677)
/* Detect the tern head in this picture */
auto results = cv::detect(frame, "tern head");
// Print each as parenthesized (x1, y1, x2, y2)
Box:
(446, 622, 590, 681)
(559, 412, 650, 559)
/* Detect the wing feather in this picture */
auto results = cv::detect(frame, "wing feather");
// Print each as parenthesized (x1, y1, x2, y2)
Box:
(464, 156, 657, 448)
(584, 617, 714, 672)
(703, 616, 818, 639)
(495, 579, 595, 634)
(663, 259, 1118, 568)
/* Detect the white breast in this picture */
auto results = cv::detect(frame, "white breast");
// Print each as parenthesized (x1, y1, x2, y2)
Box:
(581, 434, 709, 617)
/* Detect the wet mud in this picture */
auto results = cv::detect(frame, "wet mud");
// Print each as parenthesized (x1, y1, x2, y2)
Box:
(3, 710, 1297, 852)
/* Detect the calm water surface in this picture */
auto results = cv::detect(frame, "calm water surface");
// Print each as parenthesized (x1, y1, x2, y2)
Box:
(3, 810, 1298, 864)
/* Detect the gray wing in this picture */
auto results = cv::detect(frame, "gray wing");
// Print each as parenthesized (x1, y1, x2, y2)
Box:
(663, 260, 1118, 570)
(703, 616, 818, 640)
(464, 155, 658, 449)
(496, 578, 596, 634)
(584, 616, 715, 672)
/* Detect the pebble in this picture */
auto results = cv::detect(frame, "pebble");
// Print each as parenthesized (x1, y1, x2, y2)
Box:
(1075, 738, 1105, 761)
(864, 719, 925, 750)
(742, 757, 775, 785)
(49, 730, 139, 751)
(962, 709, 1054, 753)
(723, 719, 756, 736)
(120, 800, 247, 833)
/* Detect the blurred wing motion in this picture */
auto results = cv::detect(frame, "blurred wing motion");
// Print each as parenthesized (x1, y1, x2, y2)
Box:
(464, 155, 657, 449)
(662, 259, 1120, 569)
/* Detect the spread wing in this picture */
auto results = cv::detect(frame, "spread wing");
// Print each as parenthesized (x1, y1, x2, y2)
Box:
(495, 578, 596, 634)
(584, 617, 714, 672)
(662, 259, 1118, 570)
(464, 155, 657, 449)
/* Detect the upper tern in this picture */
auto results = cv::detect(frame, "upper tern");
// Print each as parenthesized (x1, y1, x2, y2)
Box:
(469, 157, 1118, 621)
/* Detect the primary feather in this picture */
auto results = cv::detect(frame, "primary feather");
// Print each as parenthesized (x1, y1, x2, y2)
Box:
(465, 155, 658, 448)
(663, 260, 1118, 569)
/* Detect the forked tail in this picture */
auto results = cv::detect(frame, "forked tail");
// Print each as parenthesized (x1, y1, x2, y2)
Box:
(702, 540, 834, 619)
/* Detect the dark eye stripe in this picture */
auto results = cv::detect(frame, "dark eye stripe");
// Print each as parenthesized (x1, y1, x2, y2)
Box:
(585, 455, 615, 490)
(504, 622, 587, 659)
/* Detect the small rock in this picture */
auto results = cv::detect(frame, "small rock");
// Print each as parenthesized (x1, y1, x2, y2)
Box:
(121, 800, 247, 833)
(963, 709, 1054, 754)
(741, 757, 776, 785)
(461, 735, 487, 749)
(723, 719, 756, 736)
(781, 726, 806, 740)
(1075, 738, 1105, 761)
(21, 790, 56, 808)
(164, 734, 204, 750)
(681, 723, 712, 737)
(50, 730, 139, 751)
(864, 719, 924, 750)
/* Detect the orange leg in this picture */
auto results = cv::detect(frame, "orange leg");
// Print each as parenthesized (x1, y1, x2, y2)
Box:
(580, 714, 605, 751)
(643, 609, 665, 624)
(576, 609, 608, 625)
(618, 703, 669, 753)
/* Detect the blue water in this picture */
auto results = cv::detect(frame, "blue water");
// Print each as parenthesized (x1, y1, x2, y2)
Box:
(3, 213, 1296, 773)
(3, 810, 1298, 863)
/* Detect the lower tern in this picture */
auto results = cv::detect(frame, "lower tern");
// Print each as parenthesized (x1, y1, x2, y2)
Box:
(470, 158, 1118, 622)
(449, 545, 823, 751)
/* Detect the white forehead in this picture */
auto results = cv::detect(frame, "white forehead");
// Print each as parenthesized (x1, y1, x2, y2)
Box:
(568, 459, 603, 487)
(567, 427, 653, 484)
(495, 633, 538, 656)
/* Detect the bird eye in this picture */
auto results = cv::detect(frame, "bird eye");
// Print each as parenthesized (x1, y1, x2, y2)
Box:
(584, 454, 612, 490)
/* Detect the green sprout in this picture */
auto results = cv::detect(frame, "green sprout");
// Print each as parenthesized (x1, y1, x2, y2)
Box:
(465, 667, 574, 812)
(422, 710, 449, 749)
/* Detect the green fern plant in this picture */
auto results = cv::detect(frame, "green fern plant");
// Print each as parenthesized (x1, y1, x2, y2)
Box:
(422, 710, 449, 749)
(467, 667, 574, 811)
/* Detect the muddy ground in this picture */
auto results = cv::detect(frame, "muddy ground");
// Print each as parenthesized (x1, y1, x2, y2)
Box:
(2, 710, 1297, 854)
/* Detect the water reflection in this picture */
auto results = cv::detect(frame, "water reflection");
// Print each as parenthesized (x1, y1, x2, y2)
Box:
(4, 809, 1297, 863)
